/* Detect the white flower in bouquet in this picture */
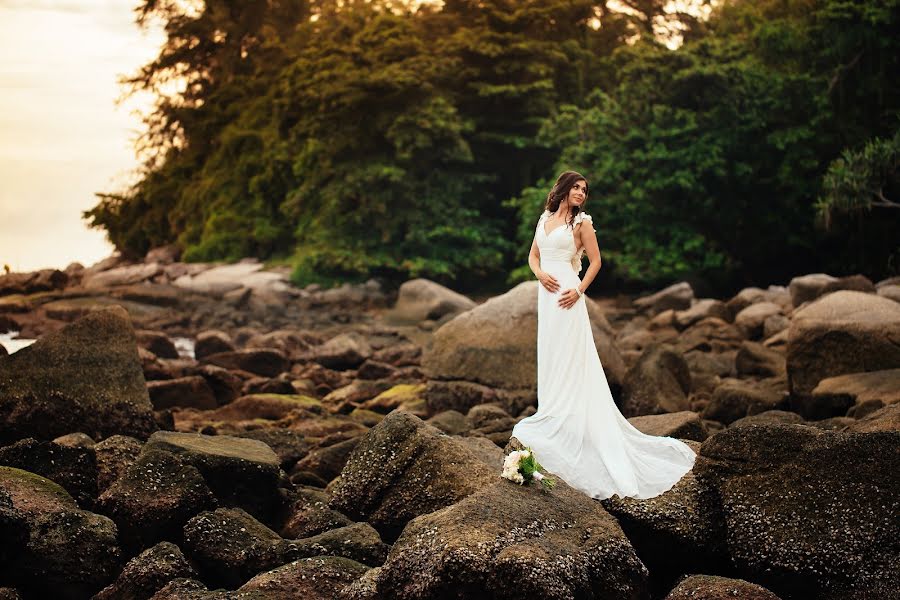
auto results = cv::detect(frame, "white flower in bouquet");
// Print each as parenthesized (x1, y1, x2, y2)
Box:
(500, 447, 554, 490)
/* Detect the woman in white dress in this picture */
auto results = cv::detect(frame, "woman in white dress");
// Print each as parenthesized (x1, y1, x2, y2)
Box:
(510, 170, 696, 500)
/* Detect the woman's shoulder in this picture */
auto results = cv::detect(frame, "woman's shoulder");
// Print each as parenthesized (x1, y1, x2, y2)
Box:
(574, 212, 595, 231)
(536, 209, 551, 224)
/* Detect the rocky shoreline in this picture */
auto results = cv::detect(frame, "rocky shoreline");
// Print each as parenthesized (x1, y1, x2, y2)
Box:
(0, 252, 898, 600)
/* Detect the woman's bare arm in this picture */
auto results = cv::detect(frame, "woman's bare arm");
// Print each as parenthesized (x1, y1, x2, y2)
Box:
(576, 223, 602, 295)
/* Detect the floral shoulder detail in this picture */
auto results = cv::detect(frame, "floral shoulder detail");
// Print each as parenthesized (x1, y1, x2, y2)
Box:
(573, 212, 595, 231)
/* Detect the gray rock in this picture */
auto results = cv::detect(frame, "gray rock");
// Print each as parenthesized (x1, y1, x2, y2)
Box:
(627, 411, 708, 442)
(193, 331, 235, 361)
(786, 291, 900, 419)
(634, 281, 695, 315)
(83, 263, 163, 289)
(0, 438, 97, 508)
(601, 441, 726, 585)
(374, 479, 649, 599)
(425, 409, 470, 435)
(52, 431, 95, 448)
(97, 448, 217, 551)
(422, 281, 625, 393)
(734, 302, 783, 339)
(95, 434, 143, 493)
(811, 369, 900, 413)
(0, 306, 157, 443)
(729, 410, 805, 429)
(0, 466, 120, 599)
(620, 344, 692, 417)
(788, 273, 839, 307)
(329, 411, 498, 541)
(279, 488, 354, 539)
(201, 349, 289, 378)
(311, 332, 373, 370)
(674, 299, 731, 329)
(735, 341, 785, 377)
(664, 574, 783, 599)
(136, 330, 180, 359)
(183, 508, 297, 588)
(144, 431, 282, 522)
(94, 541, 197, 600)
(424, 379, 536, 416)
(387, 278, 476, 324)
(293, 436, 361, 484)
(846, 403, 900, 433)
(147, 376, 218, 410)
(238, 556, 370, 600)
(694, 424, 900, 599)
(701, 380, 786, 425)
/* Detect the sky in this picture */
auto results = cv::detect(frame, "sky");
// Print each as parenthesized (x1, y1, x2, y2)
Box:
(0, 0, 164, 273)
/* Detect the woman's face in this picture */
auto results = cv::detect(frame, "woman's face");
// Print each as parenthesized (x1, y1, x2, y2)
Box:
(566, 180, 587, 208)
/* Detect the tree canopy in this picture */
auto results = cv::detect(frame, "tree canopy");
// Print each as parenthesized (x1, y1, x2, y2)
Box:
(86, 0, 900, 291)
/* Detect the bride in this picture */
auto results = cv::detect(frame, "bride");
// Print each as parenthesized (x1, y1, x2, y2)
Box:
(510, 170, 696, 500)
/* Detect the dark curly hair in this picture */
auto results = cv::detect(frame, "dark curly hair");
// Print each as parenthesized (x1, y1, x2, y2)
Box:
(544, 170, 588, 229)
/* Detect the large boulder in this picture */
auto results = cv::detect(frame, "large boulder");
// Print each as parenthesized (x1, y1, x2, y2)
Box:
(786, 291, 900, 419)
(601, 441, 726, 589)
(143, 431, 283, 522)
(97, 448, 217, 551)
(387, 278, 476, 324)
(694, 424, 900, 599)
(182, 508, 298, 588)
(373, 479, 650, 599)
(183, 508, 388, 588)
(328, 411, 498, 541)
(620, 344, 692, 417)
(423, 281, 625, 392)
(0, 307, 157, 443)
(0, 466, 121, 599)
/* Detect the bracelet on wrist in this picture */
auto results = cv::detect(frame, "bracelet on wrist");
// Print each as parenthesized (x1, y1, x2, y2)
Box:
(576, 287, 584, 297)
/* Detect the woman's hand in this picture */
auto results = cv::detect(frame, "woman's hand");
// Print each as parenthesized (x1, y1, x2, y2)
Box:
(536, 270, 560, 293)
(558, 288, 581, 309)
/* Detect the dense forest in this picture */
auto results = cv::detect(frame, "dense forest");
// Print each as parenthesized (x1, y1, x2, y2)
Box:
(85, 0, 900, 293)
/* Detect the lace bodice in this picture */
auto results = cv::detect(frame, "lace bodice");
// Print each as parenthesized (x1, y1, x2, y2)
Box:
(536, 210, 594, 272)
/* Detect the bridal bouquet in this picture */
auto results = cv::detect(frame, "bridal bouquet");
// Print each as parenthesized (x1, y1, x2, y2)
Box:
(501, 448, 555, 490)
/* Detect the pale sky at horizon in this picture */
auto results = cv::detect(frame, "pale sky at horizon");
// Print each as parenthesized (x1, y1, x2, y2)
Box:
(0, 0, 164, 273)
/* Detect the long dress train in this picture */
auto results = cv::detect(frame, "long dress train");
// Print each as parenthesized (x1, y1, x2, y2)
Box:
(511, 210, 696, 500)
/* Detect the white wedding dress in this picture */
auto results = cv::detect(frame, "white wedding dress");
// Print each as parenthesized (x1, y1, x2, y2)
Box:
(511, 210, 696, 500)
